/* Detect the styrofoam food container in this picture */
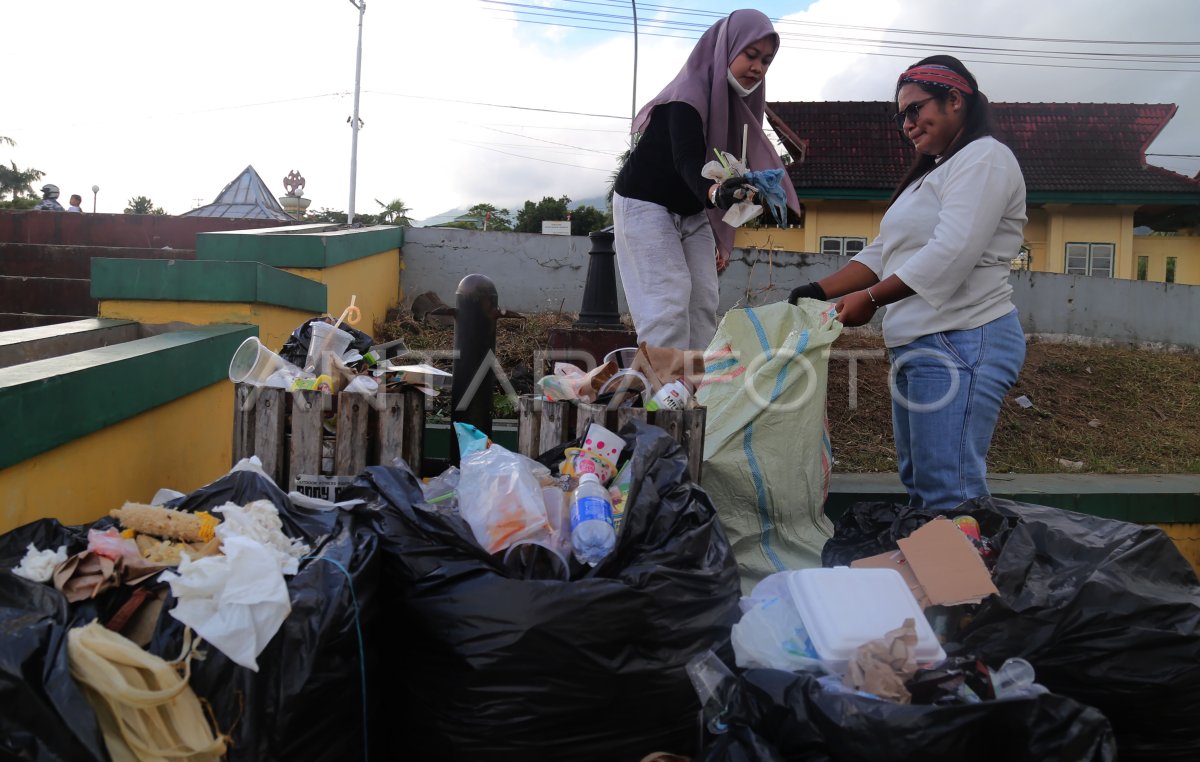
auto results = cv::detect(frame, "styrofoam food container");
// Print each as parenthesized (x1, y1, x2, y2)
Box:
(786, 567, 946, 674)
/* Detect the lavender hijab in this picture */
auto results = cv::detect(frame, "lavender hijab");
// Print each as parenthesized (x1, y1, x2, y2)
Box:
(631, 8, 800, 260)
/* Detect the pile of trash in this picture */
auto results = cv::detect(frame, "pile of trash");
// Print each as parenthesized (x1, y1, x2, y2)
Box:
(536, 342, 703, 412)
(1, 419, 741, 761)
(683, 499, 1200, 762)
(350, 420, 740, 760)
(0, 459, 380, 761)
(228, 297, 451, 399)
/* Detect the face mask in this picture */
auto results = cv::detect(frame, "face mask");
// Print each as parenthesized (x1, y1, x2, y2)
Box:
(727, 68, 762, 98)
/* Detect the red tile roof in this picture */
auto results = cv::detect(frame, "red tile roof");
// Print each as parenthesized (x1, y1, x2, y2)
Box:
(767, 101, 1200, 198)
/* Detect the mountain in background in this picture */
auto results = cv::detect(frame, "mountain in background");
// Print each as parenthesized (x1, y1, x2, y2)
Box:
(412, 194, 609, 228)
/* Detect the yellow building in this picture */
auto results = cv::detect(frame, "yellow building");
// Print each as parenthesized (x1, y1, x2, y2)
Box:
(738, 102, 1200, 285)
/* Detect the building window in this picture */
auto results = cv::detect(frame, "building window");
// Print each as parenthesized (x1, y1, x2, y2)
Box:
(1065, 242, 1114, 277)
(1136, 256, 1148, 281)
(820, 236, 867, 257)
(1166, 257, 1177, 284)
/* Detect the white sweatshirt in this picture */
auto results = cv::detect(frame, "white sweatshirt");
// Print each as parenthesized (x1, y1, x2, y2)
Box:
(851, 136, 1027, 348)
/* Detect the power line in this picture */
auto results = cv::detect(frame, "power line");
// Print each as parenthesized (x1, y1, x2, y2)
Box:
(478, 124, 621, 154)
(365, 89, 626, 119)
(569, 0, 1200, 46)
(451, 139, 615, 171)
(483, 1, 1200, 71)
(484, 12, 1200, 72)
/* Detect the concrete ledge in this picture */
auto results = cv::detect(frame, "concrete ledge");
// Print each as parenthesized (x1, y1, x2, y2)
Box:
(0, 323, 255, 469)
(195, 225, 404, 268)
(828, 472, 1200, 523)
(91, 258, 326, 313)
(0, 318, 140, 369)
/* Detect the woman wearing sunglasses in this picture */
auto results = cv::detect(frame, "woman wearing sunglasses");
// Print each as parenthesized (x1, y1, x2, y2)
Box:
(789, 55, 1027, 511)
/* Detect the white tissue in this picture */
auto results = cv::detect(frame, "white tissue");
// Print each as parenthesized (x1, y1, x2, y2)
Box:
(12, 543, 68, 583)
(161, 535, 291, 672)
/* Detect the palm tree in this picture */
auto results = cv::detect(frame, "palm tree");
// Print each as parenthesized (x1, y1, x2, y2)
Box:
(375, 198, 411, 226)
(0, 137, 46, 204)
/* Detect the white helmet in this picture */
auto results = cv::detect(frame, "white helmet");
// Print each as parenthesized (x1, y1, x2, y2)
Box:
(41, 184, 60, 199)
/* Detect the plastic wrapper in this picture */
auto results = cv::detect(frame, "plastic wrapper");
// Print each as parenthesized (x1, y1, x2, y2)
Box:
(351, 420, 741, 761)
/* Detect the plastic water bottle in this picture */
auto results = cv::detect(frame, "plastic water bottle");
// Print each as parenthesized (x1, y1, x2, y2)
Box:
(570, 473, 616, 566)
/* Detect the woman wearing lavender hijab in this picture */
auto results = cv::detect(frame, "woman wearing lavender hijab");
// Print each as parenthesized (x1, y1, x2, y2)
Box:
(613, 9, 799, 351)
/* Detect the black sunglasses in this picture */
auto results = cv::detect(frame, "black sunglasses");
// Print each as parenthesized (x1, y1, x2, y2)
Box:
(892, 97, 936, 131)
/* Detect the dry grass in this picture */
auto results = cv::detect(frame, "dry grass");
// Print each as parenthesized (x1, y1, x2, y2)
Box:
(377, 310, 1200, 474)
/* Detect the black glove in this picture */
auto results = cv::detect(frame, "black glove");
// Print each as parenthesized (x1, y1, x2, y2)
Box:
(712, 176, 752, 210)
(788, 282, 827, 305)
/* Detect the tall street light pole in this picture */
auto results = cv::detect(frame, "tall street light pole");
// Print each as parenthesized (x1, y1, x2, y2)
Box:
(347, 0, 366, 225)
(91, 184, 99, 213)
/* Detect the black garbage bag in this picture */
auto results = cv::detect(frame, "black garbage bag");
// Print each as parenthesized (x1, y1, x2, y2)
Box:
(821, 500, 1020, 568)
(0, 463, 381, 762)
(278, 317, 374, 367)
(351, 420, 741, 761)
(955, 497, 1200, 762)
(0, 520, 108, 762)
(700, 668, 1116, 762)
(821, 497, 1200, 762)
(148, 464, 382, 762)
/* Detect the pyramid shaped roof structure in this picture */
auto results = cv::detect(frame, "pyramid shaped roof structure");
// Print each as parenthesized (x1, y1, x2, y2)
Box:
(183, 165, 294, 220)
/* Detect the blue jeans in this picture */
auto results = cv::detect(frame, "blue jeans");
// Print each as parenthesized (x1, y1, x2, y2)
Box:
(888, 310, 1025, 510)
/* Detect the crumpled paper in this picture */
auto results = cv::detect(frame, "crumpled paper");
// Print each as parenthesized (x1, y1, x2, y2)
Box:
(702, 156, 763, 228)
(843, 618, 920, 703)
(52, 551, 167, 603)
(160, 534, 291, 672)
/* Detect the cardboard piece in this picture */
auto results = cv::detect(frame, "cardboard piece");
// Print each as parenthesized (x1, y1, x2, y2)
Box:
(852, 517, 999, 609)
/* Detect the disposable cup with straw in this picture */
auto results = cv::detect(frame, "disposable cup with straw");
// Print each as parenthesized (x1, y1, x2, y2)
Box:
(305, 295, 361, 375)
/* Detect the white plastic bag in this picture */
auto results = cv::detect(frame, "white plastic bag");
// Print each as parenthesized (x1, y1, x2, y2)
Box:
(732, 572, 824, 673)
(698, 301, 842, 592)
(457, 444, 552, 555)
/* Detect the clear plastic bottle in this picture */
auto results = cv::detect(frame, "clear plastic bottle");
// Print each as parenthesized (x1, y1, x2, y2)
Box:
(570, 472, 616, 566)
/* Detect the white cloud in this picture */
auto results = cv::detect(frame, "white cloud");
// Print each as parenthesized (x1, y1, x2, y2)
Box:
(5, 0, 1197, 219)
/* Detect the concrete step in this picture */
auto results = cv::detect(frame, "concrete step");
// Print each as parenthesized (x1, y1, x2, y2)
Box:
(0, 243, 194, 278)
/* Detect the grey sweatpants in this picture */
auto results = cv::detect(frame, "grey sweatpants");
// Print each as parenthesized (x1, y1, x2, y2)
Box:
(613, 192, 718, 351)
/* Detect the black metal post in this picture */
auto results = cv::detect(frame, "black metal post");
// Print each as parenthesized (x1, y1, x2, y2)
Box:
(451, 274, 497, 463)
(574, 229, 625, 330)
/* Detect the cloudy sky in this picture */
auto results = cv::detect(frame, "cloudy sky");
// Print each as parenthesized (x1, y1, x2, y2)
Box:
(6, 0, 1198, 221)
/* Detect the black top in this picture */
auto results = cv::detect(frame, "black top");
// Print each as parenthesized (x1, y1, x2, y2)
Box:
(614, 101, 714, 217)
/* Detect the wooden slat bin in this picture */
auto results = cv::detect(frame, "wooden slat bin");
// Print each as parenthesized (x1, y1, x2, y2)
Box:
(516, 394, 705, 482)
(233, 383, 426, 490)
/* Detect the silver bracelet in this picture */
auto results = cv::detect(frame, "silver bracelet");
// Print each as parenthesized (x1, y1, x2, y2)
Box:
(866, 287, 879, 306)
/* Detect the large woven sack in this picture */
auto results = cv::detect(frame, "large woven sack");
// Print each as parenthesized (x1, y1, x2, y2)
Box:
(698, 300, 842, 590)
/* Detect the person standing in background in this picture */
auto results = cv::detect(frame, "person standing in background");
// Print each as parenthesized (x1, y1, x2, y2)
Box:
(67, 194, 83, 213)
(613, 9, 799, 351)
(789, 55, 1027, 511)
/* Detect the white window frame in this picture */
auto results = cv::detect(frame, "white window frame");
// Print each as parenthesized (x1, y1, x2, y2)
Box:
(1065, 242, 1114, 278)
(820, 236, 868, 257)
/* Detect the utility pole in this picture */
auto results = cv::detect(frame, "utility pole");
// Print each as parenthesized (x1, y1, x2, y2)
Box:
(347, 0, 366, 225)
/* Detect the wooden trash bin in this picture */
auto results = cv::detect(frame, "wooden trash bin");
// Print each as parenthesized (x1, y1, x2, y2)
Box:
(233, 383, 426, 491)
(516, 394, 706, 482)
